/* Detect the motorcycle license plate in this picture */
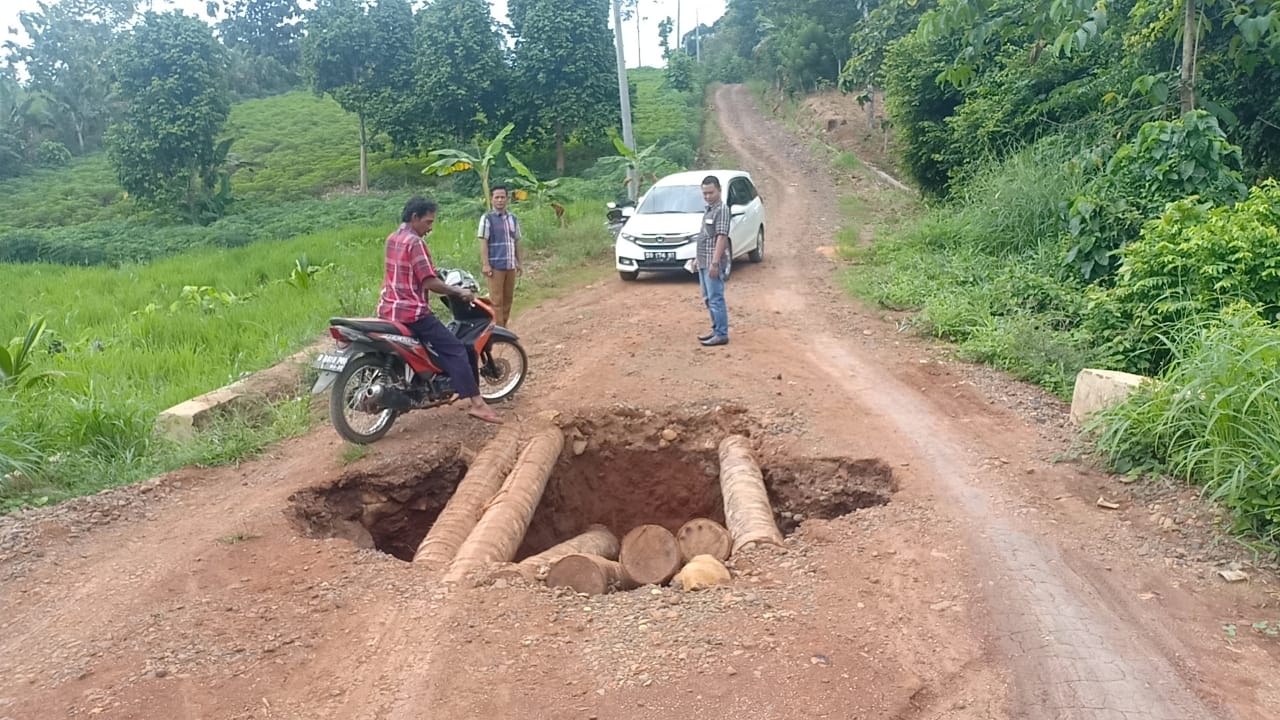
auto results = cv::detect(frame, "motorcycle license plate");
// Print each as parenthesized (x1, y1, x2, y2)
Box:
(644, 251, 676, 261)
(313, 352, 348, 373)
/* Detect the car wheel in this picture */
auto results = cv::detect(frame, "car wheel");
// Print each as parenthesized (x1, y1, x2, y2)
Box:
(619, 270, 639, 282)
(748, 226, 764, 263)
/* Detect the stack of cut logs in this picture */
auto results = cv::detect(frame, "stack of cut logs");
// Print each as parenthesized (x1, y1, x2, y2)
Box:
(410, 417, 784, 595)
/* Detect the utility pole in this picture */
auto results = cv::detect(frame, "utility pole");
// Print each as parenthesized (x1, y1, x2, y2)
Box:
(612, 0, 638, 201)
(675, 0, 681, 56)
(695, 8, 701, 63)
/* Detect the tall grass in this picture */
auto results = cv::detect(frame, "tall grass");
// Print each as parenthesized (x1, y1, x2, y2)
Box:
(1092, 312, 1280, 545)
(0, 201, 609, 509)
(841, 140, 1096, 396)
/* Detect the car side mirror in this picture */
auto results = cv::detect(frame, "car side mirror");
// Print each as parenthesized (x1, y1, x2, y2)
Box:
(621, 206, 635, 218)
(730, 204, 746, 217)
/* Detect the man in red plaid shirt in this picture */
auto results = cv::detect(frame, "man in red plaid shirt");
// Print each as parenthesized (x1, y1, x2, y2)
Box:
(377, 197, 502, 424)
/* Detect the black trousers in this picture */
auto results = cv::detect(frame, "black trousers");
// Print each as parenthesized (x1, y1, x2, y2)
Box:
(405, 315, 479, 399)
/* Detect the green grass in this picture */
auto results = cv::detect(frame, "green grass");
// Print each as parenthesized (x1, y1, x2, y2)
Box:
(1091, 312, 1280, 548)
(0, 72, 700, 511)
(838, 139, 1097, 398)
(225, 91, 366, 200)
(0, 200, 609, 510)
(630, 68, 702, 153)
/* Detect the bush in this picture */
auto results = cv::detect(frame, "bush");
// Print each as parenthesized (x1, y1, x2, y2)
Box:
(1092, 309, 1280, 544)
(1063, 111, 1249, 281)
(36, 140, 72, 168)
(1089, 180, 1280, 374)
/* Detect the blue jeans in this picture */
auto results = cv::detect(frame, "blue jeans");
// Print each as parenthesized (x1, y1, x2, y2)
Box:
(698, 267, 729, 339)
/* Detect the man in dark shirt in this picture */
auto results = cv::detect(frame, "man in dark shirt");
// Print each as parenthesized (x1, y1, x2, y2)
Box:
(694, 175, 731, 347)
(377, 197, 502, 424)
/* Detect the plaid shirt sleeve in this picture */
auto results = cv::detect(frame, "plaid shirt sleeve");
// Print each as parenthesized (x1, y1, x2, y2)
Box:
(478, 215, 490, 240)
(510, 214, 521, 241)
(408, 237, 436, 283)
(713, 204, 731, 239)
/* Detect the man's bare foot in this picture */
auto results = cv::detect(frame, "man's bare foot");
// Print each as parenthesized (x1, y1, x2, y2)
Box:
(467, 406, 503, 424)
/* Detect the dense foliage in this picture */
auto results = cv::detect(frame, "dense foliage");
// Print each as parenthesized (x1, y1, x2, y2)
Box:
(106, 11, 232, 222)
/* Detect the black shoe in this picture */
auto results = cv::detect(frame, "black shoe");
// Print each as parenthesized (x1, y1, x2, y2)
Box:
(698, 331, 716, 342)
(700, 335, 729, 347)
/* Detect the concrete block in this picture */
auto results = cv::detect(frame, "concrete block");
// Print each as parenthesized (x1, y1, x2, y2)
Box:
(155, 388, 251, 442)
(1069, 369, 1149, 425)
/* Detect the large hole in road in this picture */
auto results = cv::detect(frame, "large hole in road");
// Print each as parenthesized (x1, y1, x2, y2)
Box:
(290, 406, 896, 563)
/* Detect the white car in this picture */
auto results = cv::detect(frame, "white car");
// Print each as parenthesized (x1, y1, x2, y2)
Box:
(614, 169, 766, 281)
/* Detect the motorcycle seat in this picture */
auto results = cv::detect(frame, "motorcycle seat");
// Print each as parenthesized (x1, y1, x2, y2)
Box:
(330, 317, 413, 336)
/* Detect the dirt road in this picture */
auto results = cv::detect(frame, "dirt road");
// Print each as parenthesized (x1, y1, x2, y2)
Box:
(2, 85, 1277, 720)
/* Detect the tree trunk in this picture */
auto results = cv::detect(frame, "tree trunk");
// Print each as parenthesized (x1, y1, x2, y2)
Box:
(519, 524, 619, 571)
(546, 553, 628, 595)
(358, 110, 369, 193)
(866, 86, 876, 133)
(555, 120, 565, 177)
(75, 116, 85, 155)
(1180, 0, 1198, 114)
(413, 425, 522, 566)
(676, 518, 732, 562)
(612, 0, 639, 200)
(718, 435, 784, 554)
(444, 425, 564, 584)
(618, 524, 683, 586)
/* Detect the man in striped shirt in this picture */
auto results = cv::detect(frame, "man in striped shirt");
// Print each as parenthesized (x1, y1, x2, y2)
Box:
(478, 184, 523, 327)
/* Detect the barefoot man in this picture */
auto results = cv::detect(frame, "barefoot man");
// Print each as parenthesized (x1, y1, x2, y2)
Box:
(378, 196, 502, 424)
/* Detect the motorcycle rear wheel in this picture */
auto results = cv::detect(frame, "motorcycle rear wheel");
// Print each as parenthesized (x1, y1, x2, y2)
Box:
(330, 355, 399, 444)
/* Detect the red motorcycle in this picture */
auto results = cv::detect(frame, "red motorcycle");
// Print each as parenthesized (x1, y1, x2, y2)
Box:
(312, 269, 527, 444)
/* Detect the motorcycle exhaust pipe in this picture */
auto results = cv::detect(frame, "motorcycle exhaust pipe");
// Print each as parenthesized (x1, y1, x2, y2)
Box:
(358, 384, 414, 412)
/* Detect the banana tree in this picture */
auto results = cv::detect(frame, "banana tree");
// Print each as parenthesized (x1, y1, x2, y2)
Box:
(600, 132, 675, 196)
(505, 152, 568, 227)
(0, 317, 63, 389)
(422, 123, 516, 209)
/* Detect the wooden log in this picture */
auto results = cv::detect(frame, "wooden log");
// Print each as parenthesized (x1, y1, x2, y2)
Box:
(519, 524, 619, 570)
(618, 524, 683, 586)
(676, 518, 732, 562)
(444, 425, 564, 584)
(546, 553, 627, 595)
(718, 435, 784, 553)
(413, 424, 522, 566)
(672, 554, 732, 591)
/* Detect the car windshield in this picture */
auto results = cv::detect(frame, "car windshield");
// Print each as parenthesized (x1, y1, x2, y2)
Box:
(636, 185, 704, 215)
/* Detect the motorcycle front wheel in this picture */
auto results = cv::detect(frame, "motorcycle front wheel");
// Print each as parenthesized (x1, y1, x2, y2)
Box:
(479, 338, 528, 403)
(330, 355, 399, 444)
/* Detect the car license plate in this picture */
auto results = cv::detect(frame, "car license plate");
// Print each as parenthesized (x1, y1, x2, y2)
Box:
(313, 352, 348, 373)
(644, 251, 676, 261)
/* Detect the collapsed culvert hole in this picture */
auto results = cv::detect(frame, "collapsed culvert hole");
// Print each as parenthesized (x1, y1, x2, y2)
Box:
(288, 406, 897, 578)
(515, 429, 897, 565)
(289, 459, 468, 561)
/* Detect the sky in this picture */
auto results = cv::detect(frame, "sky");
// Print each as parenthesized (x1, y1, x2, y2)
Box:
(2, 0, 726, 70)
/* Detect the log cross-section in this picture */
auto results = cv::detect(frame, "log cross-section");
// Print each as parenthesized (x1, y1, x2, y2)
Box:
(546, 553, 628, 595)
(618, 524, 683, 586)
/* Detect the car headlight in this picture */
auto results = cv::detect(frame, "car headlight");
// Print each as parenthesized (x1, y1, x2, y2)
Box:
(620, 233, 635, 242)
